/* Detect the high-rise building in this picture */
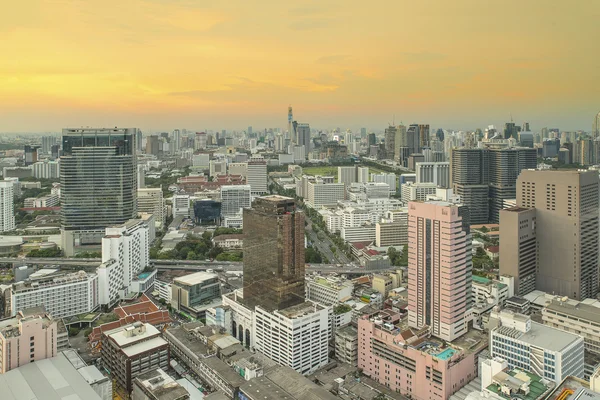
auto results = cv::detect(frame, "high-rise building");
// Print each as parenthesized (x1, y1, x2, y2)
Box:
(220, 184, 251, 218)
(171, 129, 181, 152)
(60, 128, 137, 255)
(41, 136, 57, 154)
(367, 133, 377, 146)
(406, 124, 421, 155)
(23, 145, 39, 165)
(306, 180, 346, 208)
(137, 188, 166, 228)
(418, 124, 430, 148)
(488, 146, 537, 222)
(408, 200, 472, 342)
(195, 132, 207, 150)
(384, 125, 397, 160)
(145, 135, 160, 156)
(247, 160, 267, 195)
(357, 166, 369, 183)
(242, 196, 305, 311)
(517, 169, 599, 300)
(172, 194, 190, 217)
(450, 148, 490, 224)
(32, 160, 60, 179)
(415, 162, 450, 188)
(0, 181, 15, 233)
(593, 111, 600, 140)
(499, 207, 537, 296)
(295, 123, 311, 156)
(504, 122, 519, 139)
(338, 166, 356, 186)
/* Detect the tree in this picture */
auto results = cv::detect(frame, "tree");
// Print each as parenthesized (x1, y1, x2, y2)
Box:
(187, 251, 197, 260)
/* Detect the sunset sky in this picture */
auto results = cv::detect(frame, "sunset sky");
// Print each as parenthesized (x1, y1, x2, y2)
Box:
(1, 0, 599, 132)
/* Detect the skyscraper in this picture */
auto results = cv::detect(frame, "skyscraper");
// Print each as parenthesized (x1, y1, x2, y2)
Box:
(288, 106, 294, 139)
(593, 111, 600, 140)
(295, 123, 311, 157)
(0, 181, 15, 232)
(24, 145, 39, 165)
(171, 129, 181, 152)
(499, 206, 537, 296)
(247, 159, 267, 195)
(418, 124, 430, 148)
(407, 200, 472, 342)
(60, 128, 137, 255)
(384, 125, 396, 160)
(367, 133, 377, 146)
(504, 122, 519, 139)
(517, 169, 599, 300)
(450, 148, 490, 224)
(243, 196, 305, 311)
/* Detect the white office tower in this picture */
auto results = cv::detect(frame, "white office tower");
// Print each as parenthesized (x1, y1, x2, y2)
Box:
(172, 194, 190, 217)
(172, 129, 181, 152)
(10, 270, 99, 318)
(489, 308, 584, 384)
(357, 167, 369, 183)
(247, 159, 267, 195)
(99, 219, 152, 306)
(371, 173, 397, 193)
(32, 160, 60, 179)
(254, 302, 330, 375)
(415, 162, 450, 188)
(220, 185, 251, 218)
(292, 145, 305, 162)
(137, 188, 166, 229)
(0, 181, 15, 232)
(338, 166, 356, 186)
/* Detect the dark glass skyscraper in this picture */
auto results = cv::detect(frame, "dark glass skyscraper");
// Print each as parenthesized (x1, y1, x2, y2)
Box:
(60, 128, 137, 255)
(242, 195, 305, 311)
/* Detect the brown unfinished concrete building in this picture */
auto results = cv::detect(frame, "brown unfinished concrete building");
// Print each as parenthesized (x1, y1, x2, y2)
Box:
(242, 195, 305, 311)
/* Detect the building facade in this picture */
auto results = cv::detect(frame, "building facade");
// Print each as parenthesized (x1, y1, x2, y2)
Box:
(408, 201, 472, 342)
(0, 181, 15, 233)
(517, 169, 599, 300)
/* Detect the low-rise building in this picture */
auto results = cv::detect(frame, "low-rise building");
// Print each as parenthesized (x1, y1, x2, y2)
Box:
(212, 234, 244, 249)
(335, 324, 358, 365)
(101, 322, 170, 394)
(358, 310, 488, 400)
(489, 309, 584, 384)
(171, 272, 221, 319)
(372, 274, 393, 297)
(132, 368, 190, 400)
(305, 275, 353, 306)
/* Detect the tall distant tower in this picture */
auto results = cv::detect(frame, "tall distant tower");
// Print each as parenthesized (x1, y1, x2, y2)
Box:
(407, 200, 472, 342)
(243, 196, 305, 311)
(593, 111, 600, 140)
(288, 106, 294, 140)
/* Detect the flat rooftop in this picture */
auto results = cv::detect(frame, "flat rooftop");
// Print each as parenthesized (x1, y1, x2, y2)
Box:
(494, 320, 581, 352)
(486, 368, 554, 400)
(546, 299, 600, 324)
(105, 322, 160, 347)
(277, 301, 326, 319)
(173, 271, 218, 286)
(0, 353, 102, 400)
(122, 336, 168, 357)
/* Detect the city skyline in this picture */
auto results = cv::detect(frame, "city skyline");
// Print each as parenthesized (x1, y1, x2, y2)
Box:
(2, 1, 599, 132)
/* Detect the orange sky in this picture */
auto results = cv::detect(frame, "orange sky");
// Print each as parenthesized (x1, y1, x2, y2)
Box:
(1, 0, 599, 132)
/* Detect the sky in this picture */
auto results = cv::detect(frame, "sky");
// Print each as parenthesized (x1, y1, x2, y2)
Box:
(1, 0, 599, 133)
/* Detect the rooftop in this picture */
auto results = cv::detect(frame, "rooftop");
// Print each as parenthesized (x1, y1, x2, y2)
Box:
(105, 322, 160, 347)
(486, 368, 554, 400)
(122, 336, 168, 357)
(545, 298, 600, 324)
(173, 271, 218, 286)
(276, 301, 326, 319)
(0, 353, 103, 400)
(134, 368, 189, 400)
(494, 320, 581, 352)
(546, 376, 596, 400)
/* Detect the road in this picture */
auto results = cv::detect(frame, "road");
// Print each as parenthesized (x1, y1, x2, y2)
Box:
(305, 219, 351, 265)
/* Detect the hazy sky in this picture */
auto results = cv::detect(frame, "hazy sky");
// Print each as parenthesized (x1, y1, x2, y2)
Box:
(1, 0, 599, 133)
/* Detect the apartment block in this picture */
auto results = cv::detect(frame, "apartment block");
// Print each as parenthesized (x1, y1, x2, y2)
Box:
(335, 325, 358, 365)
(400, 182, 438, 204)
(306, 180, 346, 208)
(415, 161, 450, 188)
(499, 207, 537, 296)
(517, 169, 599, 300)
(0, 181, 15, 232)
(247, 160, 267, 195)
(0, 308, 61, 373)
(375, 219, 408, 247)
(489, 309, 584, 384)
(101, 322, 169, 394)
(10, 270, 99, 318)
(408, 201, 472, 342)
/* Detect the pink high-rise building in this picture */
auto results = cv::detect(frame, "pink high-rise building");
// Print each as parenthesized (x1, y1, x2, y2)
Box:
(357, 310, 487, 400)
(0, 307, 59, 373)
(407, 200, 472, 342)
